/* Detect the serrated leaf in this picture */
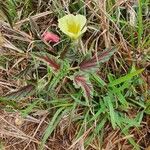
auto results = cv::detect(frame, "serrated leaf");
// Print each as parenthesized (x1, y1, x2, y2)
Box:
(71, 73, 93, 100)
(79, 47, 116, 72)
(3, 84, 35, 101)
(33, 53, 61, 73)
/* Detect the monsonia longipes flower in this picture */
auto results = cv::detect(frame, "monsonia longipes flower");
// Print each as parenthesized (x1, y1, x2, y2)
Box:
(58, 14, 87, 40)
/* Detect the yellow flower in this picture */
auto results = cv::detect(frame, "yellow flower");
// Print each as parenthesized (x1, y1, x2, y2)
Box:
(58, 14, 87, 40)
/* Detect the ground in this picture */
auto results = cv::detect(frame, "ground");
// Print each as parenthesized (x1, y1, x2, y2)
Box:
(0, 0, 150, 150)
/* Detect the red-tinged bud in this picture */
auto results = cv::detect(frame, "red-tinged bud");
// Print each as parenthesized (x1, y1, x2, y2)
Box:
(42, 32, 60, 43)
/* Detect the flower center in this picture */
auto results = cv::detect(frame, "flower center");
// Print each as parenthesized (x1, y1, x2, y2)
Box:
(67, 21, 80, 34)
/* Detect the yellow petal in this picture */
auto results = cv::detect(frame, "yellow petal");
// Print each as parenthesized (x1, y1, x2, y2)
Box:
(58, 14, 74, 35)
(74, 14, 87, 30)
(58, 14, 87, 39)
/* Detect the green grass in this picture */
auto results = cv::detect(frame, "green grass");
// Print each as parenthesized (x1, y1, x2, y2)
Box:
(0, 0, 149, 149)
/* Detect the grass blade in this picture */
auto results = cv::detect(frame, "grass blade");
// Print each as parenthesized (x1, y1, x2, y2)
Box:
(104, 96, 116, 129)
(108, 69, 144, 87)
(40, 107, 64, 149)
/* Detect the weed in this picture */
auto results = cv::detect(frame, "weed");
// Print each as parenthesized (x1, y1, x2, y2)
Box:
(0, 0, 149, 150)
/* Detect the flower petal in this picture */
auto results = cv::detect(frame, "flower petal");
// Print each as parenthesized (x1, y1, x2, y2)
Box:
(58, 14, 74, 36)
(74, 14, 87, 30)
(43, 32, 60, 43)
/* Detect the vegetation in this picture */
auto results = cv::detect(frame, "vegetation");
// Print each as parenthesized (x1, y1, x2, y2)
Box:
(0, 0, 150, 149)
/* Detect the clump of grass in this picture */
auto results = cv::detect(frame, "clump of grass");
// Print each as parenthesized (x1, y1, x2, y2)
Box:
(0, 0, 150, 150)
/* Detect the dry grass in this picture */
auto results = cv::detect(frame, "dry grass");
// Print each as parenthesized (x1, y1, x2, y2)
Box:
(0, 109, 149, 150)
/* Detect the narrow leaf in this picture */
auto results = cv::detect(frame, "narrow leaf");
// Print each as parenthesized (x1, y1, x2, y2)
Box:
(40, 107, 64, 149)
(91, 73, 107, 87)
(21, 100, 39, 117)
(3, 84, 35, 101)
(89, 101, 106, 122)
(33, 53, 60, 73)
(79, 48, 116, 72)
(122, 129, 140, 150)
(108, 69, 144, 87)
(94, 116, 107, 134)
(104, 96, 116, 129)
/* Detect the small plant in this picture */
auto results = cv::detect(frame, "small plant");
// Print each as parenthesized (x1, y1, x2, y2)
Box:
(33, 14, 116, 102)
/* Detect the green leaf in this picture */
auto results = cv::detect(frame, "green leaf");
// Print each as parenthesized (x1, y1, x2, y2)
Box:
(94, 116, 107, 134)
(91, 73, 107, 87)
(104, 96, 116, 129)
(21, 100, 39, 117)
(145, 101, 150, 114)
(135, 111, 144, 125)
(122, 129, 140, 150)
(89, 101, 106, 122)
(40, 107, 64, 150)
(71, 94, 89, 106)
(110, 86, 128, 108)
(108, 69, 144, 87)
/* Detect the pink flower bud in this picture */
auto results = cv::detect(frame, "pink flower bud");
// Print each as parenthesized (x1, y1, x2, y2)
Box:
(42, 32, 60, 43)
